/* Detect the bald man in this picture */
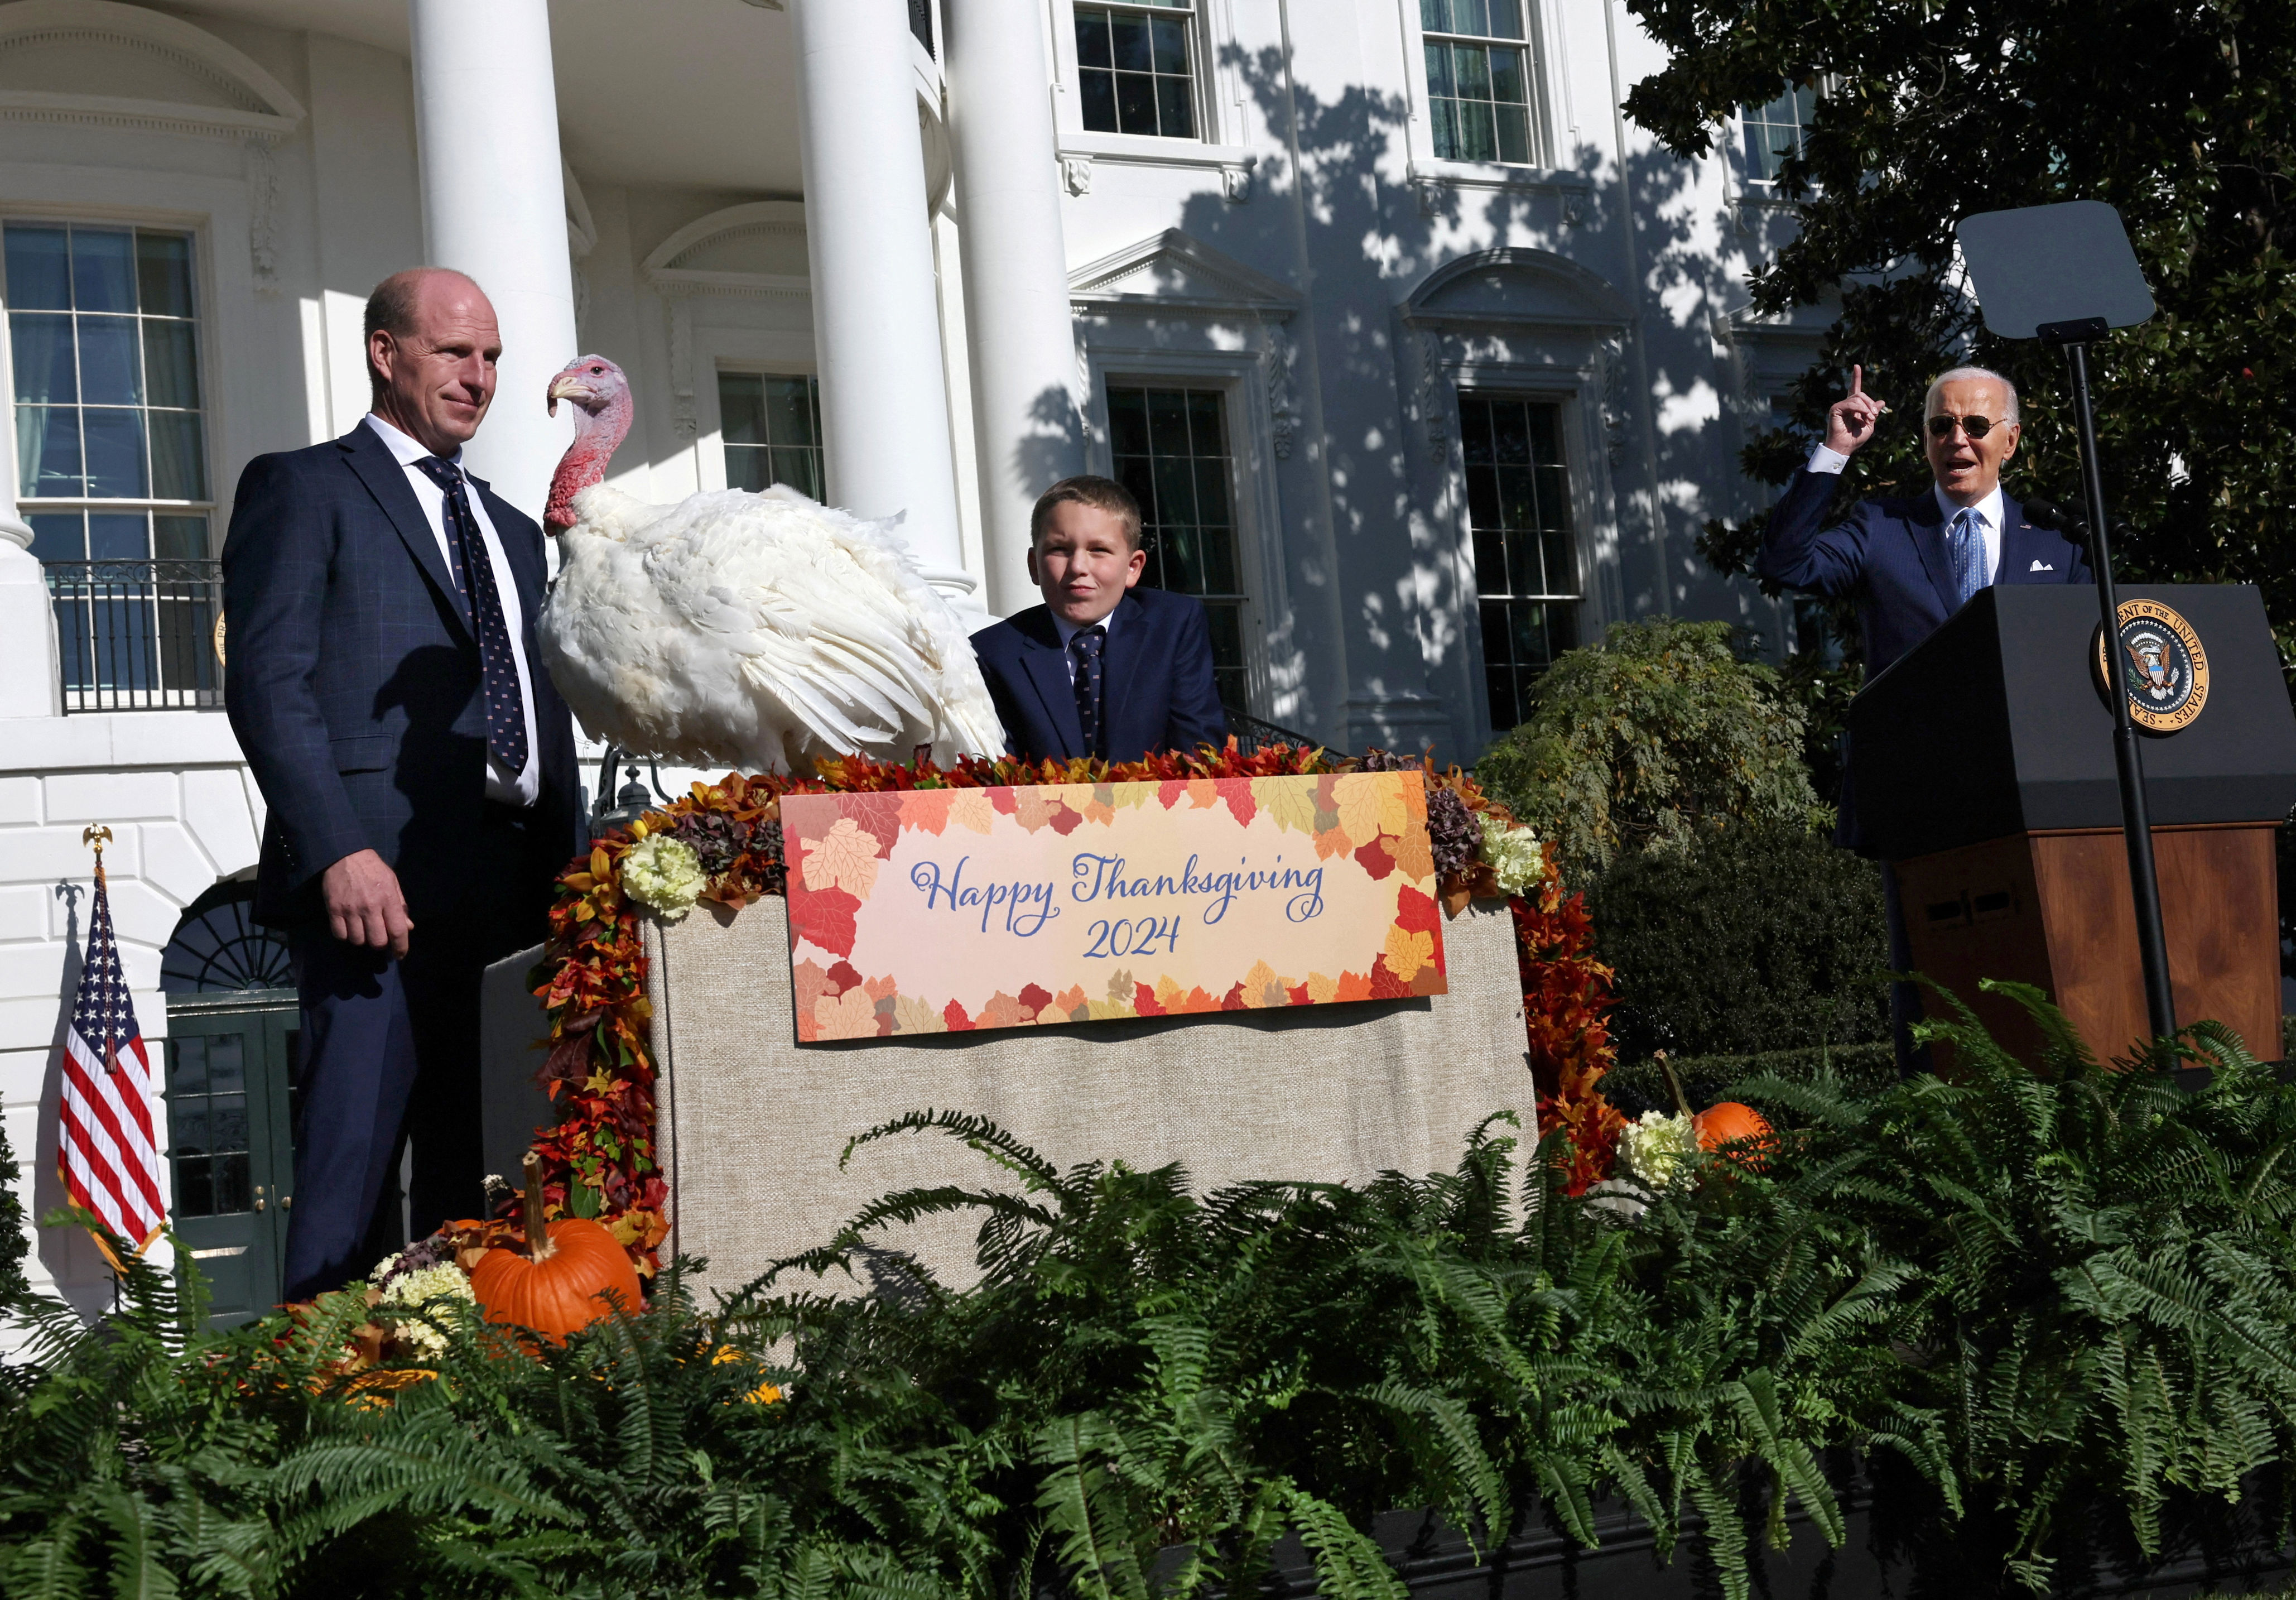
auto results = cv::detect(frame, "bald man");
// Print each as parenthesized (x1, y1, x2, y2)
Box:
(224, 268, 580, 1300)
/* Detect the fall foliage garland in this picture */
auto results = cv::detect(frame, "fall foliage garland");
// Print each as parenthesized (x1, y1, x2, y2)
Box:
(532, 744, 1626, 1275)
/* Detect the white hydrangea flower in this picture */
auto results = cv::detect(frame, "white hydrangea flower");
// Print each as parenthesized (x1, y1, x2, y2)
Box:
(1477, 814, 1548, 895)
(375, 1262, 476, 1361)
(1619, 1109, 1700, 1191)
(621, 834, 705, 921)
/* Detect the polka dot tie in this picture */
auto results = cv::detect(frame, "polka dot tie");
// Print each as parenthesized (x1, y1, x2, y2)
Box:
(1070, 623, 1107, 760)
(415, 455, 528, 777)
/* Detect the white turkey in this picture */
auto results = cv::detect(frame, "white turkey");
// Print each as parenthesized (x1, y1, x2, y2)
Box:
(536, 354, 1005, 773)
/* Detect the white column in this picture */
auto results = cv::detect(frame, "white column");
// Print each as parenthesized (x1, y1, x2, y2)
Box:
(944, 0, 1085, 615)
(790, 0, 969, 590)
(407, 0, 579, 519)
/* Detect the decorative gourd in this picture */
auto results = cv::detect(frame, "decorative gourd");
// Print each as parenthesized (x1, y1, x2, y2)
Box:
(1693, 1101, 1773, 1160)
(469, 1152, 643, 1343)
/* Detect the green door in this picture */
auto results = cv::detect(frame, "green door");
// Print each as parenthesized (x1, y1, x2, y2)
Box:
(160, 993, 297, 1324)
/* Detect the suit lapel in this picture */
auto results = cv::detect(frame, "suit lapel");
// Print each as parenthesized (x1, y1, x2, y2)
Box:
(1994, 494, 2055, 583)
(339, 424, 471, 640)
(1012, 611, 1088, 758)
(1099, 592, 1147, 745)
(1904, 492, 1961, 616)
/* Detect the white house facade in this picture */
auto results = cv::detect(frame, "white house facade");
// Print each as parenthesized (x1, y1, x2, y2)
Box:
(0, 0, 1828, 1316)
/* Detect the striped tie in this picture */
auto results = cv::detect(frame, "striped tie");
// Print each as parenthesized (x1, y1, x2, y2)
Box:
(413, 455, 528, 776)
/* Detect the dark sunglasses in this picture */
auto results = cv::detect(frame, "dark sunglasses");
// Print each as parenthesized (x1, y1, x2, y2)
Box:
(1926, 411, 2005, 440)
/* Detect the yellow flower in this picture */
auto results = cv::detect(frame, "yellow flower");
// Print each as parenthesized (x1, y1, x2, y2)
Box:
(620, 835, 705, 921)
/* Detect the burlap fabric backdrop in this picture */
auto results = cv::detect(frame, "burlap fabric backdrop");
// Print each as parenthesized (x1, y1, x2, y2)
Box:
(644, 897, 1533, 1298)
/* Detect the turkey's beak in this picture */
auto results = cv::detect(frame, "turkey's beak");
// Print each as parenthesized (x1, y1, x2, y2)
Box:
(547, 373, 593, 416)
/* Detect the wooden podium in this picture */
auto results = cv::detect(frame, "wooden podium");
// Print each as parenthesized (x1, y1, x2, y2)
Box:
(1848, 585, 2296, 1065)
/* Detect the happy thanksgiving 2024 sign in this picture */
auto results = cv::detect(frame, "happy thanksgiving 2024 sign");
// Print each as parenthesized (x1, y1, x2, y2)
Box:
(779, 771, 1448, 1041)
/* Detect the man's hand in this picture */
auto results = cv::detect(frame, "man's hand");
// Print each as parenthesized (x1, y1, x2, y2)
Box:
(1824, 363, 1889, 455)
(322, 849, 413, 959)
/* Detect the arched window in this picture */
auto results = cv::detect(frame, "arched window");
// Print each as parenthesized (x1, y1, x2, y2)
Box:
(161, 880, 291, 996)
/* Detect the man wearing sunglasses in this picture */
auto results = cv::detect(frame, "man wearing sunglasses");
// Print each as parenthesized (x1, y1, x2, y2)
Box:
(1757, 363, 2091, 1069)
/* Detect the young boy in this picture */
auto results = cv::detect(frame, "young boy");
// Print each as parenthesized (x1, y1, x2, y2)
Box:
(970, 475, 1228, 763)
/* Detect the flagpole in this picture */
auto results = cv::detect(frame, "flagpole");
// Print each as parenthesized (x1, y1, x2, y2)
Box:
(62, 824, 165, 1271)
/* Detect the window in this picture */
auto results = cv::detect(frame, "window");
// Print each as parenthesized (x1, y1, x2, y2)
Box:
(6, 222, 218, 710)
(1422, 0, 1536, 166)
(1106, 384, 1249, 714)
(1076, 1, 1196, 139)
(1460, 395, 1578, 729)
(166, 1030, 253, 1218)
(718, 371, 825, 501)
(1741, 79, 1817, 184)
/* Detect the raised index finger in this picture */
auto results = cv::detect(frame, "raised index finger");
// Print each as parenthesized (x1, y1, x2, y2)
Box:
(1849, 363, 1864, 397)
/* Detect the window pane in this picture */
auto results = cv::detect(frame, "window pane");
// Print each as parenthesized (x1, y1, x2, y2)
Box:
(1149, 15, 1188, 73)
(1424, 40, 1455, 97)
(4, 225, 70, 309)
(71, 229, 136, 314)
(28, 511, 84, 560)
(724, 445, 767, 494)
(1496, 104, 1530, 165)
(1146, 388, 1191, 455)
(143, 319, 199, 410)
(1456, 99, 1496, 161)
(769, 447, 823, 501)
(153, 514, 206, 561)
(88, 511, 149, 560)
(1116, 70, 1158, 134)
(1106, 388, 1149, 456)
(1489, 45, 1525, 104)
(1153, 452, 1197, 528)
(1080, 68, 1119, 131)
(763, 376, 817, 448)
(11, 314, 75, 403)
(1488, 0, 1524, 36)
(177, 1159, 214, 1217)
(150, 410, 206, 501)
(215, 1151, 251, 1214)
(20, 407, 80, 497)
(719, 373, 766, 445)
(1453, 42, 1491, 97)
(1075, 10, 1113, 68)
(1472, 526, 1505, 593)
(136, 233, 194, 318)
(1421, 0, 1452, 32)
(77, 317, 141, 406)
(1460, 395, 1578, 727)
(1156, 75, 1193, 138)
(82, 409, 147, 498)
(1110, 12, 1152, 70)
(1202, 600, 1247, 714)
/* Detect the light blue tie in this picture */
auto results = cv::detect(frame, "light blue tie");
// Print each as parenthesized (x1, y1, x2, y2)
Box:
(1949, 507, 1987, 607)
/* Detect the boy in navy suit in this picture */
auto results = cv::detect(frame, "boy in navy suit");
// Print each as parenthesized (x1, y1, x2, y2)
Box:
(970, 476, 1228, 763)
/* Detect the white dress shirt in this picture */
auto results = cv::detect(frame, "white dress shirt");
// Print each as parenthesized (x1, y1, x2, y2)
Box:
(364, 413, 541, 807)
(1805, 444, 2003, 586)
(1051, 595, 1129, 688)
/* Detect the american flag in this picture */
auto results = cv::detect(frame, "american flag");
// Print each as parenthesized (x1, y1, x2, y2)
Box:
(59, 854, 166, 1254)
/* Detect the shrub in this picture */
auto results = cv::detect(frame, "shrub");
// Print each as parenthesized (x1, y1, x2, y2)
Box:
(1588, 824, 1891, 1060)
(1474, 618, 1822, 880)
(1599, 1041, 1898, 1119)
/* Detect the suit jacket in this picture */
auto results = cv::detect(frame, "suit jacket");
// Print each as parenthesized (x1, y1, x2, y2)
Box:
(1757, 468, 2092, 853)
(222, 422, 581, 930)
(969, 586, 1229, 763)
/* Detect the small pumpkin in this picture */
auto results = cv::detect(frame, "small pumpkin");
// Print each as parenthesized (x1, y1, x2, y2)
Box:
(1692, 1101, 1773, 1162)
(469, 1152, 643, 1343)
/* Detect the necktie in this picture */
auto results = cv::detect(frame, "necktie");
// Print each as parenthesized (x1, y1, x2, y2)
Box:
(1949, 507, 1987, 608)
(413, 455, 529, 777)
(1070, 624, 1107, 760)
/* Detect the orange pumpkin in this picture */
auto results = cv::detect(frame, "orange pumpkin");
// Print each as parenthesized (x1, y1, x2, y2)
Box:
(1693, 1101, 1773, 1165)
(469, 1152, 644, 1343)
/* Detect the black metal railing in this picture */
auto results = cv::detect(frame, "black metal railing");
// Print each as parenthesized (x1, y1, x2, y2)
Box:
(908, 0, 935, 56)
(44, 559, 224, 713)
(1224, 705, 1319, 755)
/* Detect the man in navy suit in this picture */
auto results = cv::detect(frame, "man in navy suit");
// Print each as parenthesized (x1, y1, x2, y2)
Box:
(970, 476, 1228, 763)
(1759, 363, 2090, 1067)
(224, 268, 579, 1300)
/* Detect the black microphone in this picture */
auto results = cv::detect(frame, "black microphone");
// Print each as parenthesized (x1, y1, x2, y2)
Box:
(2021, 496, 2083, 534)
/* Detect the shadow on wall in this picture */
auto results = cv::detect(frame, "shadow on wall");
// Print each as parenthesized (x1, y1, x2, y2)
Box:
(1058, 41, 1773, 757)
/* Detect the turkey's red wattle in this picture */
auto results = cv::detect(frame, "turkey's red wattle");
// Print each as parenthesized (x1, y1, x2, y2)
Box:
(545, 373, 633, 531)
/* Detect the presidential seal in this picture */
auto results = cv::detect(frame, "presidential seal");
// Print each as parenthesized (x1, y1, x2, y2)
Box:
(2093, 598, 2209, 733)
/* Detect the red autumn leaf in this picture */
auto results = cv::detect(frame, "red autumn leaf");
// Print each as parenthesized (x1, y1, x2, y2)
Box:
(1133, 982, 1166, 1017)
(788, 885, 860, 958)
(1018, 982, 1053, 1017)
(1048, 804, 1084, 835)
(1286, 982, 1311, 1006)
(943, 998, 975, 1031)
(845, 791, 905, 853)
(990, 786, 1019, 815)
(1394, 884, 1440, 936)
(1220, 981, 1247, 1011)
(1220, 778, 1257, 827)
(1353, 837, 1395, 880)
(1369, 959, 1413, 1000)
(826, 960, 863, 994)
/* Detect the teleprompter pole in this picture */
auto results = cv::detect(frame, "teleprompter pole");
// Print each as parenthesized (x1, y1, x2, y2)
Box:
(2058, 335, 2177, 1043)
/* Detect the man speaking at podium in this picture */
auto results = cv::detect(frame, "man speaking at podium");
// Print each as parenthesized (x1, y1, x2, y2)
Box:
(1757, 364, 2092, 1065)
